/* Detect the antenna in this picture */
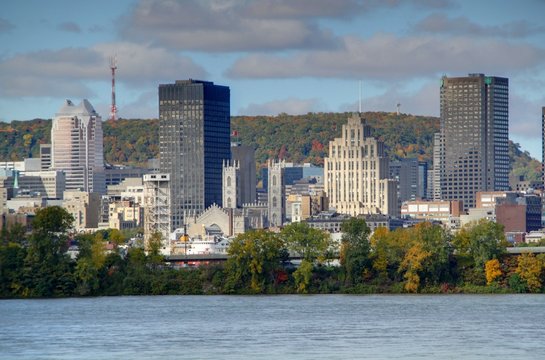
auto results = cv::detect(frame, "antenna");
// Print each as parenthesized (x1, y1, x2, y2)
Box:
(359, 80, 362, 114)
(109, 56, 118, 121)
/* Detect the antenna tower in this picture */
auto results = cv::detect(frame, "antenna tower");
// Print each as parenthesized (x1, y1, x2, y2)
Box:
(109, 56, 118, 121)
(359, 80, 362, 114)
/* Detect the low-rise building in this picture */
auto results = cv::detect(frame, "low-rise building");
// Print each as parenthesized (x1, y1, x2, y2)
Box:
(62, 190, 101, 230)
(109, 199, 143, 230)
(400, 200, 462, 228)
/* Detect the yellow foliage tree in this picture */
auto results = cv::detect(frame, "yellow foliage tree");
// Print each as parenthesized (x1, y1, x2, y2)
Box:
(399, 243, 430, 293)
(485, 259, 502, 285)
(516, 253, 543, 293)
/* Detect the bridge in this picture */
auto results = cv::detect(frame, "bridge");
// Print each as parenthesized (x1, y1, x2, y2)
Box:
(164, 246, 545, 267)
(506, 246, 545, 255)
(164, 253, 305, 267)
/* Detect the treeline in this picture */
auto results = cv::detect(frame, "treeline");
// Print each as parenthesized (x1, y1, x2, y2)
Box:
(0, 113, 541, 181)
(2, 207, 545, 298)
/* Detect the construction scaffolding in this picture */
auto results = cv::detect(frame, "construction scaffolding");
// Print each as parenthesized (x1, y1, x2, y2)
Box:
(143, 173, 171, 250)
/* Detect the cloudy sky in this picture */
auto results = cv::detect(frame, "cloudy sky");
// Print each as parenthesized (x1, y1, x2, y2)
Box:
(1, 0, 544, 158)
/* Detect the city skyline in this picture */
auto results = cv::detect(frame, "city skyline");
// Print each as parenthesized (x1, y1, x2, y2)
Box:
(1, 0, 545, 159)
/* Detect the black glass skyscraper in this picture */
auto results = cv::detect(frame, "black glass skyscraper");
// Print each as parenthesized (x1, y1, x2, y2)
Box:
(439, 74, 509, 210)
(159, 80, 230, 230)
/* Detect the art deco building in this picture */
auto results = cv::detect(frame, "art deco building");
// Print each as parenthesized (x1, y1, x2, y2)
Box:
(51, 99, 105, 194)
(324, 113, 398, 217)
(439, 74, 509, 210)
(158, 80, 230, 230)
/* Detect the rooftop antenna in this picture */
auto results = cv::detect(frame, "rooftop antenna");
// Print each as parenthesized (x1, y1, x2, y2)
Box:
(109, 56, 118, 121)
(359, 80, 362, 114)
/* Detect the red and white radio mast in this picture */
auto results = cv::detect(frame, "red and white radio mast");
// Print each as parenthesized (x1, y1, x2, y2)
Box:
(109, 56, 118, 121)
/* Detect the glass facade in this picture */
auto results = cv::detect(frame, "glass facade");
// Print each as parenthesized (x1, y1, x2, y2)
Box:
(439, 74, 509, 210)
(159, 80, 230, 230)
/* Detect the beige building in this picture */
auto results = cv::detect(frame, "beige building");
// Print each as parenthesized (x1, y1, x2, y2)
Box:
(62, 190, 101, 230)
(324, 113, 398, 217)
(109, 199, 143, 230)
(401, 200, 463, 229)
(51, 99, 105, 194)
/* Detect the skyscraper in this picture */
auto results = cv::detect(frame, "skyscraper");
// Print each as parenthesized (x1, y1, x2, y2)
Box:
(158, 80, 230, 230)
(439, 74, 509, 210)
(51, 99, 105, 194)
(324, 113, 398, 217)
(542, 107, 545, 189)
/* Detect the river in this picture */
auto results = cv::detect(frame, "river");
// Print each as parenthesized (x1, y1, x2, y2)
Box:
(1, 294, 545, 359)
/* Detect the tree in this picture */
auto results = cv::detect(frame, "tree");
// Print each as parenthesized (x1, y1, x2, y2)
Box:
(399, 242, 430, 293)
(454, 219, 507, 270)
(24, 206, 75, 297)
(281, 222, 333, 263)
(146, 231, 164, 271)
(516, 253, 543, 293)
(340, 218, 371, 286)
(225, 230, 286, 293)
(293, 259, 313, 293)
(74, 232, 107, 296)
(485, 259, 502, 285)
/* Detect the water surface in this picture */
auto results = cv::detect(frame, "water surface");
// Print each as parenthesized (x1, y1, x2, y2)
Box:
(1, 295, 544, 359)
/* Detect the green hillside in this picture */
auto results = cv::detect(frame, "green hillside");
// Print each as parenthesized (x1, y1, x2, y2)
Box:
(0, 112, 540, 182)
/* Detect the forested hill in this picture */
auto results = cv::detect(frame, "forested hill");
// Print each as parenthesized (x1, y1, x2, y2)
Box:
(0, 112, 540, 181)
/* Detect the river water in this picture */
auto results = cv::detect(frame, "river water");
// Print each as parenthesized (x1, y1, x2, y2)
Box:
(1, 294, 544, 359)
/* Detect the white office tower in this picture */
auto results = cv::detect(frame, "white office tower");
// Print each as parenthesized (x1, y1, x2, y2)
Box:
(268, 159, 285, 227)
(324, 113, 398, 217)
(51, 99, 105, 194)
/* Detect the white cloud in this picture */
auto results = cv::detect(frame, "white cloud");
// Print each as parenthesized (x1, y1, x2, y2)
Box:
(119, 0, 339, 52)
(118, 91, 158, 119)
(509, 92, 545, 138)
(412, 13, 545, 38)
(236, 97, 326, 116)
(0, 42, 207, 98)
(226, 34, 545, 80)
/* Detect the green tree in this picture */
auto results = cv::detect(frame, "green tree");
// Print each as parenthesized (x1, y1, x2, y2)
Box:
(146, 231, 164, 271)
(455, 220, 507, 270)
(293, 259, 313, 293)
(281, 222, 333, 263)
(24, 206, 75, 297)
(0, 242, 27, 297)
(225, 230, 286, 293)
(340, 218, 371, 286)
(74, 232, 106, 296)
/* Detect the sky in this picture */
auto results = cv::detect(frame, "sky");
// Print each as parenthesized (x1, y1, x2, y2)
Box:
(1, 0, 544, 158)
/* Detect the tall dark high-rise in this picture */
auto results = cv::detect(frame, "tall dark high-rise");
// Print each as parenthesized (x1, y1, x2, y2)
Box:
(542, 107, 545, 189)
(438, 74, 509, 210)
(159, 80, 230, 230)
